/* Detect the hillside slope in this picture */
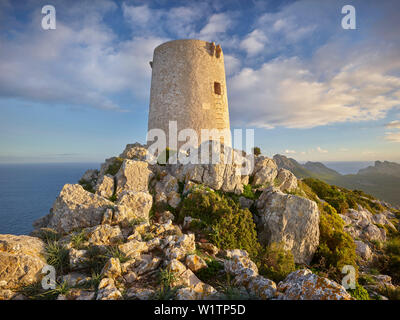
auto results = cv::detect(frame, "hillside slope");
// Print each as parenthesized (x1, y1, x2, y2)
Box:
(274, 155, 400, 207)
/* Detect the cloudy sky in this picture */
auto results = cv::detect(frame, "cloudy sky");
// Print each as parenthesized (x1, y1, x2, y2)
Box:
(0, 0, 399, 163)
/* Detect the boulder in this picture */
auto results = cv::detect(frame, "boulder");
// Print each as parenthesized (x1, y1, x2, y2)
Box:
(37, 184, 115, 234)
(185, 254, 208, 272)
(115, 191, 153, 225)
(256, 187, 320, 264)
(96, 278, 122, 300)
(101, 258, 122, 279)
(251, 156, 278, 187)
(119, 142, 153, 162)
(95, 174, 114, 199)
(69, 248, 88, 270)
(274, 169, 298, 192)
(115, 160, 153, 196)
(168, 141, 250, 194)
(355, 240, 373, 261)
(0, 235, 47, 290)
(85, 224, 124, 246)
(277, 269, 353, 300)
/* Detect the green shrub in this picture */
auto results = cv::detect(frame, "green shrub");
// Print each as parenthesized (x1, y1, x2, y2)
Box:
(36, 228, 61, 244)
(179, 190, 261, 258)
(302, 178, 384, 214)
(313, 202, 357, 279)
(383, 237, 400, 284)
(84, 246, 110, 274)
(105, 157, 124, 176)
(78, 179, 95, 193)
(259, 242, 295, 282)
(348, 283, 370, 300)
(242, 184, 256, 200)
(71, 230, 88, 249)
(252, 147, 261, 156)
(152, 268, 180, 300)
(196, 259, 224, 282)
(45, 241, 69, 274)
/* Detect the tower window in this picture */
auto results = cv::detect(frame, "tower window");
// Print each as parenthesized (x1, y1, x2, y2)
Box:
(214, 82, 222, 95)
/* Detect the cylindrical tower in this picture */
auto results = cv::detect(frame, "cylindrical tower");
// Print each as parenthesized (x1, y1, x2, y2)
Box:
(147, 39, 231, 149)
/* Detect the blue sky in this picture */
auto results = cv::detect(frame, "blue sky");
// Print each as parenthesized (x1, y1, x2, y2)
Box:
(0, 0, 399, 163)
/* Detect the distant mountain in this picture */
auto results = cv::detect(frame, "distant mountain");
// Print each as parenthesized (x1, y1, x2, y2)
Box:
(303, 161, 341, 180)
(273, 155, 313, 179)
(358, 161, 400, 178)
(273, 155, 400, 207)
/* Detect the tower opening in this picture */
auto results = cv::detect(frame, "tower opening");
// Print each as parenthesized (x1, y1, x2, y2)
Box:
(214, 82, 221, 95)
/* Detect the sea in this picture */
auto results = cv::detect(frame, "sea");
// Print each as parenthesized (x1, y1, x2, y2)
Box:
(0, 163, 99, 235)
(0, 161, 373, 235)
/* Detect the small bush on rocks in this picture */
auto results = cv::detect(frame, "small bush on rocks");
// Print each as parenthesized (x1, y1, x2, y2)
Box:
(179, 190, 261, 259)
(259, 242, 295, 282)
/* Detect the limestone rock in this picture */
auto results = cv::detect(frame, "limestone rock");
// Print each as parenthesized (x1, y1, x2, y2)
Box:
(239, 196, 254, 209)
(155, 211, 175, 224)
(101, 258, 122, 279)
(95, 174, 114, 199)
(96, 278, 122, 300)
(197, 242, 219, 256)
(274, 169, 298, 192)
(256, 187, 320, 264)
(185, 254, 207, 272)
(135, 255, 161, 275)
(69, 248, 88, 270)
(85, 224, 124, 246)
(277, 269, 353, 300)
(0, 235, 47, 290)
(60, 273, 90, 287)
(38, 184, 115, 234)
(165, 233, 196, 260)
(355, 240, 373, 261)
(115, 160, 153, 196)
(251, 156, 278, 187)
(168, 141, 250, 194)
(125, 287, 155, 300)
(118, 240, 148, 259)
(115, 191, 153, 225)
(119, 142, 153, 162)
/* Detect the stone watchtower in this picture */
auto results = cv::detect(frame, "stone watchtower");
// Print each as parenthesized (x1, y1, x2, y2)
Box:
(147, 39, 231, 149)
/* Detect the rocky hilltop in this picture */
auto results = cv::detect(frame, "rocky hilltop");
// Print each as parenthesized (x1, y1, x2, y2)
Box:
(1, 142, 399, 300)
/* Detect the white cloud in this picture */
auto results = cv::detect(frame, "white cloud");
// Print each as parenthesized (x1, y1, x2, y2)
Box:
(386, 120, 400, 129)
(284, 149, 296, 154)
(198, 13, 233, 40)
(224, 54, 241, 76)
(384, 132, 400, 142)
(317, 147, 328, 153)
(239, 29, 268, 56)
(0, 2, 167, 111)
(229, 54, 400, 128)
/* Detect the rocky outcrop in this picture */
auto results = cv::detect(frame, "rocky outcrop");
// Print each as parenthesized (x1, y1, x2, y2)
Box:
(0, 235, 47, 290)
(167, 141, 250, 194)
(35, 184, 115, 234)
(256, 187, 320, 264)
(115, 191, 153, 224)
(119, 143, 153, 162)
(274, 169, 298, 192)
(340, 208, 387, 243)
(251, 156, 278, 187)
(95, 174, 114, 199)
(223, 249, 277, 300)
(277, 269, 353, 300)
(115, 160, 153, 196)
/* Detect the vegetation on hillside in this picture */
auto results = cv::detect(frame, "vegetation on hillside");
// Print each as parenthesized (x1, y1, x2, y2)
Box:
(179, 189, 261, 259)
